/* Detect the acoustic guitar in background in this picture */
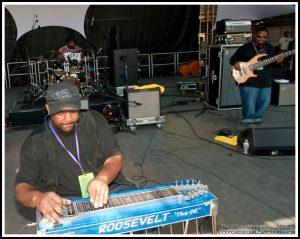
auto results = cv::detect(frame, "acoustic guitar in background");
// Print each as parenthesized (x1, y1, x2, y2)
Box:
(178, 60, 200, 76)
(232, 49, 295, 84)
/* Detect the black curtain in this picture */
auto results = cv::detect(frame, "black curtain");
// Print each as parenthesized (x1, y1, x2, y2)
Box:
(86, 5, 199, 53)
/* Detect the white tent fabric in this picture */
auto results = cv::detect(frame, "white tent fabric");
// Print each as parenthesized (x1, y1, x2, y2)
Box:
(5, 4, 89, 40)
(216, 4, 296, 22)
(5, 3, 296, 41)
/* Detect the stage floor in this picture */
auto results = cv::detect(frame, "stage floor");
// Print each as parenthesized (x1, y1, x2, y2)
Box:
(4, 75, 297, 235)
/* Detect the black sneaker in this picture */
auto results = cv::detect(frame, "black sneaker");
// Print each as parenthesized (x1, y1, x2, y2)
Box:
(241, 122, 256, 127)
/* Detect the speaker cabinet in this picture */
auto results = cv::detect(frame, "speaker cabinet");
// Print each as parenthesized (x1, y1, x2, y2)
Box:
(238, 127, 295, 156)
(109, 49, 138, 87)
(271, 82, 295, 106)
(109, 27, 123, 50)
(122, 88, 161, 119)
(208, 45, 242, 109)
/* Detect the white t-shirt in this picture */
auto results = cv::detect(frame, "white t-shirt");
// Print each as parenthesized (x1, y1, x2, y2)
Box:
(278, 36, 293, 50)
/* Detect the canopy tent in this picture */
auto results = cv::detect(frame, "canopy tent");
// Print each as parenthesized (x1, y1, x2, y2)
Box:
(216, 4, 295, 22)
(5, 3, 296, 41)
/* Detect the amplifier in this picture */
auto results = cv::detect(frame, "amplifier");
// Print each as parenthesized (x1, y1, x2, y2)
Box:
(216, 19, 252, 34)
(122, 88, 164, 131)
(215, 33, 252, 45)
(271, 82, 295, 106)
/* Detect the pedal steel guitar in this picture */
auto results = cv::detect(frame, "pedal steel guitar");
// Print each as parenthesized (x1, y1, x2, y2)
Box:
(36, 179, 218, 234)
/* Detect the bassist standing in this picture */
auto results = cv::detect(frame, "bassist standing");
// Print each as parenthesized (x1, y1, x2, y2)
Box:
(230, 27, 284, 127)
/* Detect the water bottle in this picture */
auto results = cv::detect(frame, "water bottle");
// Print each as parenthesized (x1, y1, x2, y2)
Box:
(243, 139, 250, 155)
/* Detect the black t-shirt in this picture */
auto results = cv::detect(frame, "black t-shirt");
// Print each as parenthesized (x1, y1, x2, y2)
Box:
(15, 110, 123, 197)
(229, 41, 276, 88)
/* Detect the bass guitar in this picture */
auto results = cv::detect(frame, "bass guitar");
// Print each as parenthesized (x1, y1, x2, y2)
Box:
(232, 49, 295, 84)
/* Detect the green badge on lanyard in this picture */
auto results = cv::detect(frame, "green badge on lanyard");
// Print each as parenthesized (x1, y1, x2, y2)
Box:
(78, 172, 94, 198)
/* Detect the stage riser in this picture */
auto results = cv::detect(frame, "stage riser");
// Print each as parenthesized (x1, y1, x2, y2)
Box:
(8, 98, 119, 127)
(9, 101, 46, 126)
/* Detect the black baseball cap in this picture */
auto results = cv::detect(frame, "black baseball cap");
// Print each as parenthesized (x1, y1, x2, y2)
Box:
(46, 82, 81, 115)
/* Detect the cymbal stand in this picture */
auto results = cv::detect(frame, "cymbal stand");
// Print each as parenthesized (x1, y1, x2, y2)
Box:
(23, 48, 42, 101)
(26, 48, 35, 85)
(91, 49, 96, 83)
(44, 60, 50, 90)
(37, 58, 49, 91)
(82, 56, 91, 87)
(95, 57, 100, 82)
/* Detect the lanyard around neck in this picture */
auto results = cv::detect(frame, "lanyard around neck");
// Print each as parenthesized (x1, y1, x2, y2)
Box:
(252, 41, 265, 55)
(49, 122, 84, 173)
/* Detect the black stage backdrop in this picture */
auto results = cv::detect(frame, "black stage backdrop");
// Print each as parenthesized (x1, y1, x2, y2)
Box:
(5, 5, 199, 63)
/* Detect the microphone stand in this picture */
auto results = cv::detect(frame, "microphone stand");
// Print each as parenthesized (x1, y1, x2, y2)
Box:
(23, 14, 40, 102)
(22, 48, 35, 101)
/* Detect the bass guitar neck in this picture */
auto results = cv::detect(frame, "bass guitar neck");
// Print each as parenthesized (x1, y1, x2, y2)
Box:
(232, 49, 295, 84)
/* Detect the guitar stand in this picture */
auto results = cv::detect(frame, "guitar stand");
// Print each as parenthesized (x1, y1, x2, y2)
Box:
(194, 102, 216, 118)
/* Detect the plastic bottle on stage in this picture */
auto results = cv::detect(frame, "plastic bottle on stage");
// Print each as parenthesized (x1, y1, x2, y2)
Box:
(243, 139, 250, 155)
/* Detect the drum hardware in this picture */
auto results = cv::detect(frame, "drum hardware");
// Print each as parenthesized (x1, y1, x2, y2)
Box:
(80, 84, 93, 96)
(82, 55, 94, 80)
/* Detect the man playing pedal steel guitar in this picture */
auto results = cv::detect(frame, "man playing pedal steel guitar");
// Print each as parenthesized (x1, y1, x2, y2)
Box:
(230, 27, 284, 127)
(15, 82, 134, 225)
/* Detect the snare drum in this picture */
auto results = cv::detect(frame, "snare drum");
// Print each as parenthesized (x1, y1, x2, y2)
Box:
(60, 75, 80, 89)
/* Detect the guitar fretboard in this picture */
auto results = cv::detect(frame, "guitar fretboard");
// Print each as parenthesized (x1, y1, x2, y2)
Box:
(66, 187, 180, 216)
(250, 49, 295, 70)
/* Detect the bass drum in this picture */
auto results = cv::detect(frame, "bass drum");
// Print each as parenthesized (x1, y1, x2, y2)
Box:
(60, 75, 80, 89)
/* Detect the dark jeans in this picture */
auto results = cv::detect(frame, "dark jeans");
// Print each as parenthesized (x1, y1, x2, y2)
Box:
(239, 86, 271, 123)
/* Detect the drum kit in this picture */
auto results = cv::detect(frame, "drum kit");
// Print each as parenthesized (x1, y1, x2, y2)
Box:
(31, 48, 104, 98)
